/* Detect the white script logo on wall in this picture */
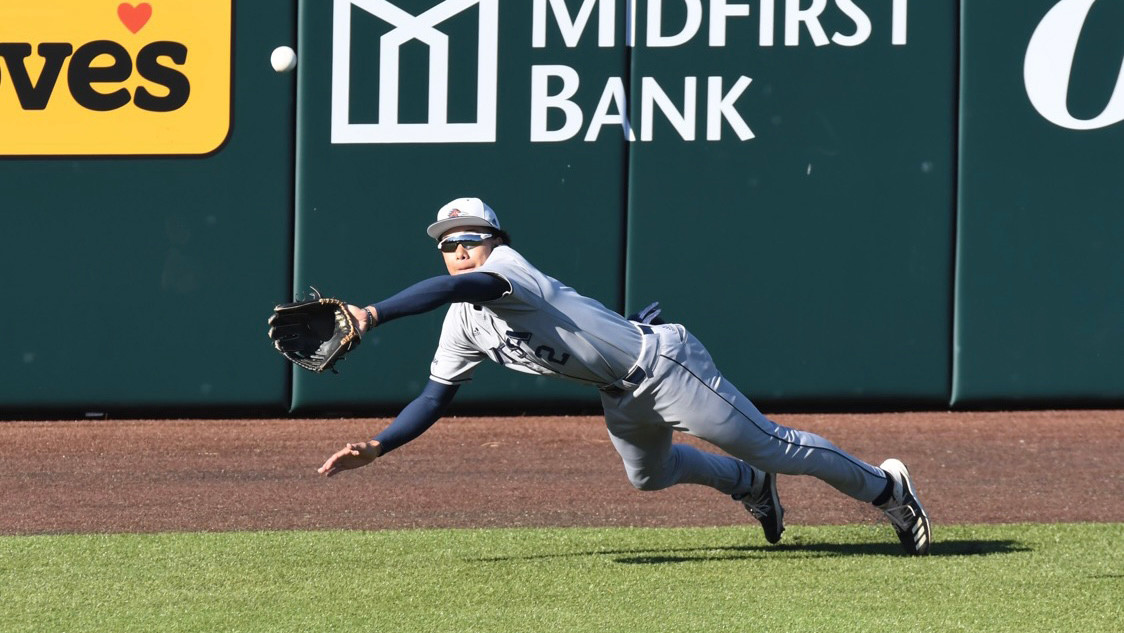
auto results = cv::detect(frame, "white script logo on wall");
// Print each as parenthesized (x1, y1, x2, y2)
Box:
(331, 0, 498, 143)
(1025, 0, 1124, 130)
(331, 0, 910, 144)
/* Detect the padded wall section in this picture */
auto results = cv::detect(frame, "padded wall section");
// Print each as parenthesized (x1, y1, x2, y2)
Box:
(954, 0, 1124, 405)
(626, 0, 958, 407)
(0, 0, 296, 414)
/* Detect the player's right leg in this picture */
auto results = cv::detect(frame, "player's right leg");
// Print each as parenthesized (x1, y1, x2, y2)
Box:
(602, 401, 784, 543)
(602, 414, 752, 495)
(732, 469, 784, 544)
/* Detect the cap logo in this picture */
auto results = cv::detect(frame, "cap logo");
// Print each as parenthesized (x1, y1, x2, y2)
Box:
(448, 209, 462, 217)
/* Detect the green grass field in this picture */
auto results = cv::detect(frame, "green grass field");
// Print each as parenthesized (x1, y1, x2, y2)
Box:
(2, 524, 1120, 633)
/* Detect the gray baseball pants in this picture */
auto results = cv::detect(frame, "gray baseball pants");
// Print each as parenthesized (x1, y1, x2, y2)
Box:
(599, 324, 888, 502)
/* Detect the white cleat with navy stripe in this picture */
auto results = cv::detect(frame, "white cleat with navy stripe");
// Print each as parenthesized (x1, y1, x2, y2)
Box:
(878, 458, 932, 556)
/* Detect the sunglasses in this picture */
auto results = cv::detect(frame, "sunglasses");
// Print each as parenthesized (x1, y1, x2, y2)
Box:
(438, 232, 494, 253)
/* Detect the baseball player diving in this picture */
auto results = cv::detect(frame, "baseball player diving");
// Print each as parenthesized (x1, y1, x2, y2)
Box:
(282, 197, 932, 555)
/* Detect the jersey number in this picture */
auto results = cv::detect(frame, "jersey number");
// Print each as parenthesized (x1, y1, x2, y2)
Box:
(491, 330, 570, 366)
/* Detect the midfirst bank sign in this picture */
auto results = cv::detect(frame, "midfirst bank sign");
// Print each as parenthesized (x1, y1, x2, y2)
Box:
(330, 0, 1124, 144)
(330, 0, 911, 144)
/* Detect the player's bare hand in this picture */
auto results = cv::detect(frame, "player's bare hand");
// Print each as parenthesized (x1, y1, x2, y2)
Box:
(346, 304, 377, 333)
(318, 441, 382, 477)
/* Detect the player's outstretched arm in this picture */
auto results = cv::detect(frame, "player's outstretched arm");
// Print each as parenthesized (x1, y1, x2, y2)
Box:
(345, 272, 509, 332)
(317, 379, 461, 477)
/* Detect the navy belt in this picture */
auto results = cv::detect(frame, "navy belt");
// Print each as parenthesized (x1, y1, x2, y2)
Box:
(622, 366, 647, 384)
(599, 364, 649, 397)
(600, 322, 655, 396)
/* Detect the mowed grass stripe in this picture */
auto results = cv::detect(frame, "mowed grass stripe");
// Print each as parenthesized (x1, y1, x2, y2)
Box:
(1, 524, 1120, 633)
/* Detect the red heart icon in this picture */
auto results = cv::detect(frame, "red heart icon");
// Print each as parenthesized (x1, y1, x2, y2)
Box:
(118, 3, 152, 34)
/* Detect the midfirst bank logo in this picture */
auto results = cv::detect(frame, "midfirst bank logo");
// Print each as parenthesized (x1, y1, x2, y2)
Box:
(0, 1, 232, 156)
(332, 0, 911, 145)
(332, 0, 499, 143)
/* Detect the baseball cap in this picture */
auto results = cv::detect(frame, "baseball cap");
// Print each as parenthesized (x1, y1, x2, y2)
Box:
(426, 197, 501, 239)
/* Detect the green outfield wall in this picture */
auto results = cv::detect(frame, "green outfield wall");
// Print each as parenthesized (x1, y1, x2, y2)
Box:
(625, 0, 957, 406)
(0, 0, 296, 415)
(954, 0, 1124, 406)
(1, 0, 1121, 415)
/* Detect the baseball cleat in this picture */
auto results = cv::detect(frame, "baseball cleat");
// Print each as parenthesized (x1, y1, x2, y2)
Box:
(877, 458, 931, 555)
(734, 469, 785, 544)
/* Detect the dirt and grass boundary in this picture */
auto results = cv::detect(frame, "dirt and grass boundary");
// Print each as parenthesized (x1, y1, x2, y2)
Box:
(2, 410, 1121, 534)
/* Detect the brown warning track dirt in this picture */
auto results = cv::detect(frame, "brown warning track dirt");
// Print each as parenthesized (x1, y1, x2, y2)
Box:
(1, 411, 1121, 535)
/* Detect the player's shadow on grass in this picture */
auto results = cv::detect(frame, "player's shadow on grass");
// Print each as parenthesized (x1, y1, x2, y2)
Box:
(471, 540, 1027, 564)
(612, 539, 1029, 564)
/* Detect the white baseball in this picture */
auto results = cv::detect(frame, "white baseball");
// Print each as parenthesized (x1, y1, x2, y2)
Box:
(270, 46, 296, 73)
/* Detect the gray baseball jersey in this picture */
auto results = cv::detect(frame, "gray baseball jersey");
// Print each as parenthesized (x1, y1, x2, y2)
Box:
(426, 244, 889, 504)
(429, 245, 643, 387)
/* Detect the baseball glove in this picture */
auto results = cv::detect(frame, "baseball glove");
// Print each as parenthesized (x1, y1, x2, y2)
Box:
(267, 290, 361, 373)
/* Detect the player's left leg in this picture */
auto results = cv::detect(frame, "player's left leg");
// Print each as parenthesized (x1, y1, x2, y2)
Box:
(627, 324, 928, 553)
(648, 325, 889, 503)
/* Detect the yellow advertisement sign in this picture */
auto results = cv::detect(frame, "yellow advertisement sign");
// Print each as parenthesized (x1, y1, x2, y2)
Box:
(0, 1, 231, 155)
